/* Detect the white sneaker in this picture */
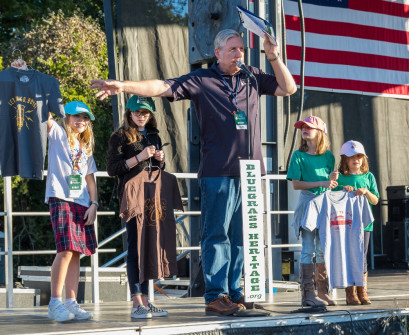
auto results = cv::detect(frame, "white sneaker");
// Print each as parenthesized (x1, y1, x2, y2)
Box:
(147, 303, 168, 317)
(131, 305, 152, 319)
(48, 301, 75, 322)
(66, 302, 92, 320)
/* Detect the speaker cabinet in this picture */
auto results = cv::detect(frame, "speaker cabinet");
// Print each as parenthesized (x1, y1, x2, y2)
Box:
(384, 220, 409, 265)
(388, 199, 409, 222)
(386, 185, 409, 200)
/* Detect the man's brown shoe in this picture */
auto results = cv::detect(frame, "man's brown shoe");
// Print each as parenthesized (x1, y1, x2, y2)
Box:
(205, 296, 245, 316)
(234, 296, 264, 310)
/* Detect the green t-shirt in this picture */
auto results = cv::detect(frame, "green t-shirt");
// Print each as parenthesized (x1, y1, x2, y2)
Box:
(286, 150, 335, 195)
(334, 172, 379, 231)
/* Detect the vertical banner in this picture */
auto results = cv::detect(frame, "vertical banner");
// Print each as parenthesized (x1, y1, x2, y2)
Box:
(240, 160, 266, 302)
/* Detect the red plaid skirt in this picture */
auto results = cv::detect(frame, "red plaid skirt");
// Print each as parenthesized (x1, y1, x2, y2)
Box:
(49, 197, 97, 256)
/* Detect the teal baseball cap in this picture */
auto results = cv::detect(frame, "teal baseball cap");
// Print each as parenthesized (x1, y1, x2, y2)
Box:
(64, 101, 95, 121)
(126, 95, 156, 113)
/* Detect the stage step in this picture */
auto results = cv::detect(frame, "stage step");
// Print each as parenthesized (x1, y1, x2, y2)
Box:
(0, 287, 40, 308)
(18, 266, 128, 305)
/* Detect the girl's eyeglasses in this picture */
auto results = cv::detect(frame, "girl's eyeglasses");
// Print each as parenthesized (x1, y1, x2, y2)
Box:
(131, 111, 150, 117)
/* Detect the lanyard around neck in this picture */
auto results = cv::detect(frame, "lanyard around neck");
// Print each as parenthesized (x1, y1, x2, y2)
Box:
(219, 74, 241, 109)
(70, 145, 83, 173)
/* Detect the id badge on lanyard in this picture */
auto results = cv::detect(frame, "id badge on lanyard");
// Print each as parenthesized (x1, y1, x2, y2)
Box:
(69, 148, 83, 199)
(220, 74, 248, 130)
(69, 174, 82, 198)
(234, 110, 248, 130)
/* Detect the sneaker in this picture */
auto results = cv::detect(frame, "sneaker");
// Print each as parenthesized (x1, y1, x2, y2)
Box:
(48, 301, 75, 322)
(131, 305, 152, 319)
(65, 302, 92, 320)
(147, 303, 168, 317)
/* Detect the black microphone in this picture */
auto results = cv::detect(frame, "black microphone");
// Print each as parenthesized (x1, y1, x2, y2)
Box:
(237, 61, 256, 81)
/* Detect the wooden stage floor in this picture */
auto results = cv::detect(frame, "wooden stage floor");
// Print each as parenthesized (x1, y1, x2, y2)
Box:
(1, 269, 409, 335)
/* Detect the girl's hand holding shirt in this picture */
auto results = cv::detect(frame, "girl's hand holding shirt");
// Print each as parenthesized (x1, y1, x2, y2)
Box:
(323, 179, 338, 189)
(330, 171, 339, 181)
(343, 185, 354, 192)
(355, 188, 368, 197)
(153, 150, 165, 162)
(138, 145, 156, 161)
(137, 145, 165, 163)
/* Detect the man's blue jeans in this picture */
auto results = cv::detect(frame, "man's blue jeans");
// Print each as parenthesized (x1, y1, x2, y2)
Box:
(198, 177, 244, 304)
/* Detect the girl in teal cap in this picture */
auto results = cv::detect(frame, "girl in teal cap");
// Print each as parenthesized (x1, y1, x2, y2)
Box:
(107, 95, 166, 319)
(45, 101, 97, 322)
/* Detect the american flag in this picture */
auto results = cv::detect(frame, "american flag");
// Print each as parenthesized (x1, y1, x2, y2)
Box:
(283, 0, 409, 99)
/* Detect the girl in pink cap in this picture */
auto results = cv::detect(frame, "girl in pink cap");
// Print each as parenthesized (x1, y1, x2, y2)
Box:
(333, 140, 379, 305)
(287, 115, 338, 307)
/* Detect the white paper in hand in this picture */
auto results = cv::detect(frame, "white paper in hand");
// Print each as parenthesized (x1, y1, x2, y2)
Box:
(237, 5, 277, 45)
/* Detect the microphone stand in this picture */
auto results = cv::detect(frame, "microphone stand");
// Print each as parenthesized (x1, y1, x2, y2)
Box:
(245, 75, 251, 160)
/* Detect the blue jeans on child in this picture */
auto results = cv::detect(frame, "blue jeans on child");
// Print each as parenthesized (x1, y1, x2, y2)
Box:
(198, 177, 244, 305)
(301, 228, 325, 264)
(126, 217, 149, 296)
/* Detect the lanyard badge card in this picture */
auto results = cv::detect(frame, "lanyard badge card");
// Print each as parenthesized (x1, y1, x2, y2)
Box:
(69, 174, 82, 198)
(219, 74, 248, 130)
(234, 110, 248, 130)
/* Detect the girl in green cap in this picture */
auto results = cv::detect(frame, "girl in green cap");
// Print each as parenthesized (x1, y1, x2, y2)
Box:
(106, 95, 166, 319)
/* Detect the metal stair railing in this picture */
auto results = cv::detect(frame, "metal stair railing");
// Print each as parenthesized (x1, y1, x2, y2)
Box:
(1, 172, 299, 308)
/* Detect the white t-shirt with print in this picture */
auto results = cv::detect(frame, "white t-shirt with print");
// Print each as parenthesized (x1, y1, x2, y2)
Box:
(302, 190, 373, 288)
(45, 120, 97, 207)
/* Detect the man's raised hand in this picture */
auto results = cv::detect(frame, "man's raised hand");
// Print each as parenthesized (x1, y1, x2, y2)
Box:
(90, 79, 123, 100)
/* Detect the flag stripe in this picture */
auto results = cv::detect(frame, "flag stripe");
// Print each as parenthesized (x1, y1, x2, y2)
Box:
(288, 60, 409, 85)
(287, 45, 409, 72)
(285, 16, 409, 45)
(286, 30, 409, 59)
(349, 0, 409, 18)
(292, 75, 409, 97)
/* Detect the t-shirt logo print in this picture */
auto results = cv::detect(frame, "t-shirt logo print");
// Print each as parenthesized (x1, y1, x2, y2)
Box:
(144, 198, 167, 226)
(8, 96, 37, 132)
(14, 103, 34, 131)
(330, 210, 352, 231)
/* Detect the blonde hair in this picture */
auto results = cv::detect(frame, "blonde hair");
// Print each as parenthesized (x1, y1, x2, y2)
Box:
(298, 129, 330, 155)
(63, 116, 94, 156)
(121, 109, 157, 144)
(338, 155, 369, 176)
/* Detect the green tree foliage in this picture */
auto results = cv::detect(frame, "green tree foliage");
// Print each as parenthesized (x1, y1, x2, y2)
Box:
(0, 1, 104, 48)
(0, 0, 189, 282)
(1, 10, 120, 274)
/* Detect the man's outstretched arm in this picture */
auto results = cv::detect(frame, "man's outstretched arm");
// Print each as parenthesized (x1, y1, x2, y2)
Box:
(90, 79, 173, 100)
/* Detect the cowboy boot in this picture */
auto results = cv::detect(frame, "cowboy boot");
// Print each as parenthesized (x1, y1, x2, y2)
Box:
(300, 263, 327, 307)
(357, 272, 371, 305)
(345, 286, 360, 305)
(315, 263, 337, 306)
